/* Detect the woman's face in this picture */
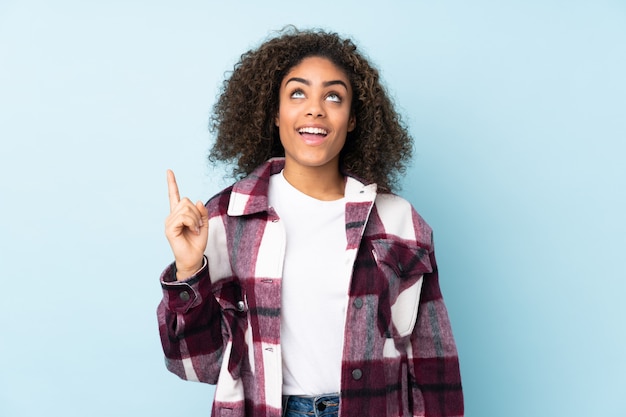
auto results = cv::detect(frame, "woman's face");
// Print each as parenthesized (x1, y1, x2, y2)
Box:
(275, 56, 355, 176)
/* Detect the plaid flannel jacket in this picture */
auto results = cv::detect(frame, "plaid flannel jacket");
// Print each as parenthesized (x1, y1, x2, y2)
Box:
(158, 158, 463, 417)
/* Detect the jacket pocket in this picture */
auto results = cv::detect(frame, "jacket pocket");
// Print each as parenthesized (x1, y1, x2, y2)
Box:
(371, 239, 431, 338)
(212, 278, 248, 378)
(370, 239, 431, 279)
(389, 277, 423, 337)
(212, 278, 247, 314)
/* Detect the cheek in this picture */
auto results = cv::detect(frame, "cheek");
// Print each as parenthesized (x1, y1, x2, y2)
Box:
(340, 111, 355, 132)
(275, 99, 291, 128)
(275, 102, 283, 127)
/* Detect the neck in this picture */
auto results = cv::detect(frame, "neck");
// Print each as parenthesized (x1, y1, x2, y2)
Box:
(282, 162, 345, 201)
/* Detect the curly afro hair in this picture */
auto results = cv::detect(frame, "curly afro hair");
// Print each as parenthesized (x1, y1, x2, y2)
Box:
(209, 27, 413, 192)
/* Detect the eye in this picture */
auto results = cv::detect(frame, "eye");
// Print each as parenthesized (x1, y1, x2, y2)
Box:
(290, 89, 305, 99)
(326, 92, 342, 103)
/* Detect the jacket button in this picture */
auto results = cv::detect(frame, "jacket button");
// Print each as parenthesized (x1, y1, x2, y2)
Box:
(236, 301, 245, 311)
(179, 291, 190, 301)
(352, 369, 363, 380)
(353, 298, 363, 309)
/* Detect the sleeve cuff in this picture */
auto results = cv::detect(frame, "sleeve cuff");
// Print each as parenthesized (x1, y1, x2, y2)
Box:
(160, 256, 209, 313)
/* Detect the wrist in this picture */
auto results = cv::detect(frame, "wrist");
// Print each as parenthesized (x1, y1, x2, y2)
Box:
(175, 258, 205, 281)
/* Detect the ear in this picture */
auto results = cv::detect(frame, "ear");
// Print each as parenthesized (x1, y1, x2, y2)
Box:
(275, 113, 280, 127)
(348, 114, 356, 132)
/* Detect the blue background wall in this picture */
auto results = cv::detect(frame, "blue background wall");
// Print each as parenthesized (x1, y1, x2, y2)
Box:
(1, 1, 624, 416)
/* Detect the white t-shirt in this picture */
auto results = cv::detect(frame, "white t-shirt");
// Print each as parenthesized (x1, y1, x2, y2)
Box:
(268, 171, 351, 395)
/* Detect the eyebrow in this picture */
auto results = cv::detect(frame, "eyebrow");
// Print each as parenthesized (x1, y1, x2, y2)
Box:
(285, 77, 349, 90)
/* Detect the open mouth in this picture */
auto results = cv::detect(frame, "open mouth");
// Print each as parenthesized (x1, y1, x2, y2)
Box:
(298, 127, 328, 137)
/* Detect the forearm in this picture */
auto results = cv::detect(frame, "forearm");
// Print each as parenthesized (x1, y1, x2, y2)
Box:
(157, 260, 225, 383)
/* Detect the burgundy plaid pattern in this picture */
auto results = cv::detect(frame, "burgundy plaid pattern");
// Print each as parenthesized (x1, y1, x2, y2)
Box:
(158, 158, 463, 417)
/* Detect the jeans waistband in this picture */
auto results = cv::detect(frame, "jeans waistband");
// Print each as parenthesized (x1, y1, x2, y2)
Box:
(282, 393, 340, 416)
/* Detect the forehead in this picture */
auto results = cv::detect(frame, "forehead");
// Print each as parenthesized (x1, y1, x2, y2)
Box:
(282, 56, 351, 86)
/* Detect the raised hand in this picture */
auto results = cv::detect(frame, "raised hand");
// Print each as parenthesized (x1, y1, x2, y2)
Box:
(164, 170, 209, 280)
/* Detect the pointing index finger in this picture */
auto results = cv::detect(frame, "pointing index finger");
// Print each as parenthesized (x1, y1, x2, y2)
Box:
(167, 169, 180, 212)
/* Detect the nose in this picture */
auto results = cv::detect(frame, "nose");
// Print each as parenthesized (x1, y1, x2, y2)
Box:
(306, 99, 325, 118)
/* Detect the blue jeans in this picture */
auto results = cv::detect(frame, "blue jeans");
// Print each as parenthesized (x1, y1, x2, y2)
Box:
(282, 394, 340, 417)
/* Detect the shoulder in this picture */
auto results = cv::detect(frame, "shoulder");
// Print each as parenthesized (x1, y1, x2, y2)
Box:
(205, 185, 235, 217)
(206, 158, 284, 218)
(372, 192, 433, 248)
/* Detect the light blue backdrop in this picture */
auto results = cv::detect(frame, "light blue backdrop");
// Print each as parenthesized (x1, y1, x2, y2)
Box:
(1, 1, 624, 416)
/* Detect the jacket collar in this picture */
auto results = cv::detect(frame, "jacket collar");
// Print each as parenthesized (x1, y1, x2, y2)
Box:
(227, 158, 377, 217)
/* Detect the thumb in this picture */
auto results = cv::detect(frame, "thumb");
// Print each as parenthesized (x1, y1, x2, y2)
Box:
(196, 201, 209, 227)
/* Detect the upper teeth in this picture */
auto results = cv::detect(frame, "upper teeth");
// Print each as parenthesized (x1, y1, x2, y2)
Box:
(299, 127, 327, 135)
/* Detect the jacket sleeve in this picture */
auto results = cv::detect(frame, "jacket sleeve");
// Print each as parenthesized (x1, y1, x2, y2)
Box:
(157, 258, 225, 384)
(408, 246, 464, 416)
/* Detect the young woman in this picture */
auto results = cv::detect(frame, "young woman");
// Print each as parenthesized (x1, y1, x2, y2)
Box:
(158, 28, 463, 417)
